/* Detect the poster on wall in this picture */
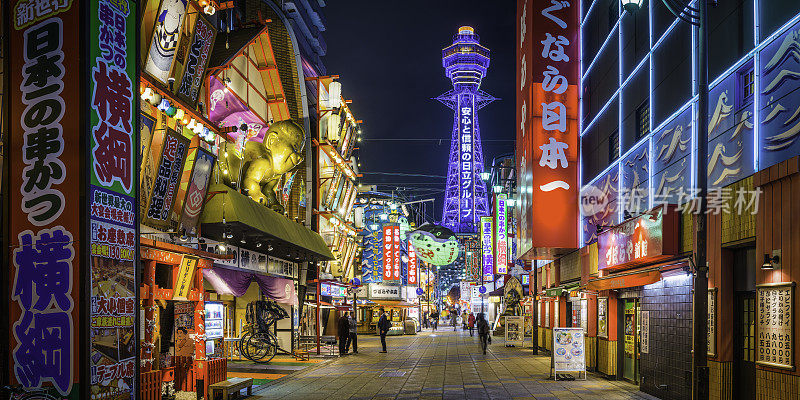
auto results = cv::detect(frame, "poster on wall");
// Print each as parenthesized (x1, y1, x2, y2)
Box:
(9, 2, 83, 395)
(174, 302, 195, 357)
(756, 283, 794, 369)
(624, 302, 635, 358)
(598, 297, 608, 338)
(553, 328, 585, 375)
(708, 288, 716, 356)
(88, 1, 139, 397)
(178, 148, 215, 236)
(142, 129, 189, 229)
(144, 0, 188, 84)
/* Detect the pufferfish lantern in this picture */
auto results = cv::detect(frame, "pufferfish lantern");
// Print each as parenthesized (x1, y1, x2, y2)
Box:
(408, 224, 459, 266)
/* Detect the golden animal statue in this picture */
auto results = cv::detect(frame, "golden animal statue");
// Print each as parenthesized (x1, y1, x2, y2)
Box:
(219, 120, 305, 212)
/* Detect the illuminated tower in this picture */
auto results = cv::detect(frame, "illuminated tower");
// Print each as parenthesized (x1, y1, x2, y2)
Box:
(438, 26, 496, 234)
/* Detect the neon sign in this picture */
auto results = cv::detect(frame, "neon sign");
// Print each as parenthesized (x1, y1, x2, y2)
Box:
(481, 216, 494, 282)
(495, 194, 508, 274)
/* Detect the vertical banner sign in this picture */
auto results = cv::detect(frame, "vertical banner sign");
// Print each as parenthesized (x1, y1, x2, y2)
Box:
(407, 244, 418, 285)
(178, 148, 215, 236)
(89, 0, 138, 397)
(756, 283, 794, 369)
(516, 0, 534, 257)
(640, 310, 649, 353)
(173, 255, 199, 300)
(382, 225, 394, 281)
(530, 0, 579, 249)
(143, 129, 189, 229)
(144, 0, 188, 84)
(481, 216, 494, 282)
(459, 93, 475, 226)
(10, 1, 80, 395)
(177, 15, 216, 105)
(393, 226, 402, 280)
(495, 194, 508, 274)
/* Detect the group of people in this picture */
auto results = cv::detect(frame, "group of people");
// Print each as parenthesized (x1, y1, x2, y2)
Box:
(337, 311, 359, 355)
(420, 309, 492, 355)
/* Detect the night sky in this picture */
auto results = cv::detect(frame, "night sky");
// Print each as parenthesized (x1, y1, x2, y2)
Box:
(325, 1, 516, 222)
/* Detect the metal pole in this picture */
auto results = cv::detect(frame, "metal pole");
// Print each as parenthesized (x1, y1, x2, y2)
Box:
(692, 0, 710, 398)
(532, 262, 538, 355)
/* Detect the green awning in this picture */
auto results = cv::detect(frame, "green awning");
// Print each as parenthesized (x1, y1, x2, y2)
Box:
(200, 184, 334, 261)
(544, 282, 580, 297)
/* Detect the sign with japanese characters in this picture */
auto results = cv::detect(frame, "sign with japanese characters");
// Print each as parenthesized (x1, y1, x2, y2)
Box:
(516, 0, 534, 258)
(177, 147, 215, 237)
(9, 1, 81, 395)
(459, 93, 476, 225)
(481, 216, 494, 282)
(553, 327, 585, 373)
(143, 0, 188, 84)
(368, 284, 402, 300)
(598, 297, 608, 338)
(173, 255, 198, 300)
(640, 310, 649, 354)
(597, 205, 678, 270)
(382, 225, 397, 281)
(88, 0, 138, 397)
(408, 243, 418, 285)
(177, 14, 216, 105)
(527, 0, 579, 250)
(756, 283, 794, 369)
(321, 283, 348, 298)
(495, 194, 508, 274)
(142, 128, 188, 229)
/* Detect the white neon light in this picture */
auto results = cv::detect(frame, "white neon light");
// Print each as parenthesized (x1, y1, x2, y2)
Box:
(581, 0, 599, 28)
(582, 20, 621, 82)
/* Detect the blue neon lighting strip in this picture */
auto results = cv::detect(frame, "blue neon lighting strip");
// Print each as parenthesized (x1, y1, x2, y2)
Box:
(582, 19, 622, 82)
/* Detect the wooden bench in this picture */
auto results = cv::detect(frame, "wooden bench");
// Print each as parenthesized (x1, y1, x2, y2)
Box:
(292, 349, 310, 361)
(208, 377, 253, 400)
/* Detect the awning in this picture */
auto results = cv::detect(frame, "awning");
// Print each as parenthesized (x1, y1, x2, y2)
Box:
(203, 266, 297, 306)
(369, 300, 416, 308)
(544, 282, 580, 297)
(585, 268, 662, 291)
(201, 184, 334, 261)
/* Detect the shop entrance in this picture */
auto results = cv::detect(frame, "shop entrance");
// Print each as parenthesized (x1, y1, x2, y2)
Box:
(732, 246, 756, 400)
(622, 299, 639, 383)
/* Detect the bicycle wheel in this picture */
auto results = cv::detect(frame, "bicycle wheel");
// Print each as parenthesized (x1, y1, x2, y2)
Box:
(246, 334, 277, 363)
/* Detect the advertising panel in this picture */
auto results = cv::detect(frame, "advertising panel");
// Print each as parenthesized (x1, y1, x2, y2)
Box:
(142, 128, 189, 229)
(505, 315, 524, 346)
(528, 0, 579, 250)
(89, 1, 139, 396)
(143, 0, 188, 84)
(481, 216, 494, 282)
(756, 283, 794, 369)
(177, 14, 216, 105)
(459, 92, 476, 226)
(598, 297, 608, 338)
(553, 327, 585, 374)
(495, 194, 508, 274)
(596, 205, 678, 270)
(408, 244, 418, 285)
(516, 0, 534, 257)
(9, 2, 81, 395)
(178, 147, 215, 236)
(382, 225, 395, 281)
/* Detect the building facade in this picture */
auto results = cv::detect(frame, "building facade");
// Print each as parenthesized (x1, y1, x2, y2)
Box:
(517, 1, 800, 399)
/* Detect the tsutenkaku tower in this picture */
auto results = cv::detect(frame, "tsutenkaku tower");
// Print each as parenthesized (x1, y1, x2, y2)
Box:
(438, 26, 496, 234)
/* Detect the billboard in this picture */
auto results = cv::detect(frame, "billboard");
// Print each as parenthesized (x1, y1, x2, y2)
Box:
(526, 0, 579, 253)
(9, 1, 82, 395)
(481, 216, 494, 282)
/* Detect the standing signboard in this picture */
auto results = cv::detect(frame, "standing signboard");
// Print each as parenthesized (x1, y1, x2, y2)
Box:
(9, 2, 82, 396)
(88, 1, 139, 397)
(505, 315, 524, 347)
(481, 216, 494, 282)
(756, 282, 794, 369)
(553, 327, 586, 379)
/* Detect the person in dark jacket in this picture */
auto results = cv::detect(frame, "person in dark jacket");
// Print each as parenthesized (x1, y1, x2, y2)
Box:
(338, 311, 350, 355)
(430, 311, 439, 331)
(476, 313, 490, 354)
(377, 308, 391, 353)
(347, 312, 358, 354)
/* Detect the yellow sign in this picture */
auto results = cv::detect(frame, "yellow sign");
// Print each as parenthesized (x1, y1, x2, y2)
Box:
(174, 255, 199, 300)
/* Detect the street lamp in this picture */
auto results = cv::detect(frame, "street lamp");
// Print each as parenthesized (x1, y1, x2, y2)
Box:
(492, 185, 502, 194)
(480, 171, 491, 181)
(623, 1, 708, 398)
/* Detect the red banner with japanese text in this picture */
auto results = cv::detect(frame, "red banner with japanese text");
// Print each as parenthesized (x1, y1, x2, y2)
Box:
(516, 0, 534, 259)
(528, 0, 579, 253)
(8, 1, 82, 396)
(408, 244, 418, 285)
(382, 225, 395, 281)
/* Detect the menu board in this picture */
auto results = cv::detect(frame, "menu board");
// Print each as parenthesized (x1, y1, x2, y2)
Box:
(756, 283, 794, 369)
(505, 316, 524, 346)
(708, 288, 716, 356)
(598, 297, 608, 338)
(640, 311, 649, 354)
(553, 328, 586, 373)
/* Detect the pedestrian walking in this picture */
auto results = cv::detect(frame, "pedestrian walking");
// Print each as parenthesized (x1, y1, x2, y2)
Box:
(338, 311, 350, 355)
(422, 311, 429, 329)
(468, 312, 476, 337)
(377, 308, 391, 353)
(451, 311, 457, 331)
(430, 310, 439, 331)
(477, 313, 490, 354)
(347, 312, 358, 354)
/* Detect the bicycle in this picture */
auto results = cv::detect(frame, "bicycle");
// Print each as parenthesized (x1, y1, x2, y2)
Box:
(236, 299, 289, 363)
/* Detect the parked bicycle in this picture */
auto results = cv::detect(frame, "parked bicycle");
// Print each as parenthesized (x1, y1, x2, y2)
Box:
(237, 299, 289, 363)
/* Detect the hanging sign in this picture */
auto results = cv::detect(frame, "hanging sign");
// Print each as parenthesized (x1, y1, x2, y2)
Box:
(553, 327, 585, 373)
(481, 216, 494, 282)
(142, 129, 188, 228)
(459, 93, 475, 225)
(9, 2, 82, 396)
(408, 244, 418, 285)
(144, 0, 188, 84)
(382, 225, 396, 281)
(495, 194, 508, 274)
(173, 255, 198, 300)
(369, 284, 402, 300)
(526, 0, 579, 251)
(177, 148, 215, 236)
(177, 14, 216, 104)
(756, 283, 794, 369)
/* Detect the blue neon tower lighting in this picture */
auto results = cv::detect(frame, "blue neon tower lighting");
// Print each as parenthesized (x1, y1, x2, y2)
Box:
(438, 26, 496, 234)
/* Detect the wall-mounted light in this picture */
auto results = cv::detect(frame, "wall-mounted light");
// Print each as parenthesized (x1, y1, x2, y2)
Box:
(506, 198, 516, 207)
(621, 0, 644, 13)
(480, 171, 491, 181)
(762, 250, 781, 270)
(492, 185, 502, 194)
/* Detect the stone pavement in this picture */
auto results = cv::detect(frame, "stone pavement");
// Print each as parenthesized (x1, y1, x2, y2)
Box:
(252, 329, 658, 399)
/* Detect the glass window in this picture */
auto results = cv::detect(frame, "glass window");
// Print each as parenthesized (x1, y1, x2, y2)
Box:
(738, 67, 755, 108)
(636, 101, 650, 140)
(609, 131, 619, 161)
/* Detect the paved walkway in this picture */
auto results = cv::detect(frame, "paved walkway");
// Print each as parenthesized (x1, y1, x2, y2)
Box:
(252, 329, 657, 399)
